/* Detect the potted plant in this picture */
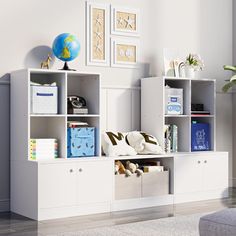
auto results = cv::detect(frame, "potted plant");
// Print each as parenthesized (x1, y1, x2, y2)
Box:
(184, 53, 204, 78)
(222, 65, 236, 92)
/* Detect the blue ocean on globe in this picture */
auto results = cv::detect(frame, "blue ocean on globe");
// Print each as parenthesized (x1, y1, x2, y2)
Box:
(52, 33, 80, 62)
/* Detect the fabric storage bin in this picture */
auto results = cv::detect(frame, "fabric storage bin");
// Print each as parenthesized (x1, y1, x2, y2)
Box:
(142, 170, 169, 197)
(31, 85, 58, 114)
(115, 174, 142, 200)
(67, 127, 95, 157)
(165, 88, 183, 115)
(191, 122, 210, 151)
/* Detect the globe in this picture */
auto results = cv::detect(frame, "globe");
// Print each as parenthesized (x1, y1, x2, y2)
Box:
(52, 33, 80, 70)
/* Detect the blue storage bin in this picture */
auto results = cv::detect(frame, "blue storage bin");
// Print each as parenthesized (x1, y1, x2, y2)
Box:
(191, 122, 210, 151)
(67, 127, 95, 157)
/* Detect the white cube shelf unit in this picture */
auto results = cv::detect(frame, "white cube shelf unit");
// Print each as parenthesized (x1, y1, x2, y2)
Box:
(11, 68, 101, 161)
(141, 76, 216, 153)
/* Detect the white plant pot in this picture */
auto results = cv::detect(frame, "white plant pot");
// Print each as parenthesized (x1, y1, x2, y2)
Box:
(185, 67, 195, 78)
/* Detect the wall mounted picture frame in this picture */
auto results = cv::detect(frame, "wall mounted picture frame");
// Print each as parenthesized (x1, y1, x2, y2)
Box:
(111, 6, 140, 37)
(86, 2, 110, 67)
(111, 38, 139, 68)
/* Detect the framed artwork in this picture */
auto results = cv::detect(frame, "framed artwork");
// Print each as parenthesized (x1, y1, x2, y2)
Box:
(111, 38, 139, 68)
(111, 6, 140, 37)
(86, 2, 110, 66)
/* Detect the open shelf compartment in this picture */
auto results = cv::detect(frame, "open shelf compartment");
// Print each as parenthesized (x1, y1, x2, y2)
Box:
(67, 73, 100, 115)
(30, 71, 66, 115)
(30, 116, 66, 159)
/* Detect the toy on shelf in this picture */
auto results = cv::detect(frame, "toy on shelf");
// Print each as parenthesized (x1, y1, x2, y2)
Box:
(40, 54, 52, 69)
(115, 160, 131, 177)
(126, 161, 143, 177)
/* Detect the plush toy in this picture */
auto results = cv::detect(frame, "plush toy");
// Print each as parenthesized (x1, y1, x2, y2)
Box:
(126, 161, 143, 177)
(115, 161, 132, 177)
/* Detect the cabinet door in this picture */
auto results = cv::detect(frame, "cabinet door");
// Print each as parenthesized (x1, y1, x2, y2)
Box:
(174, 156, 202, 194)
(203, 153, 228, 191)
(76, 160, 112, 205)
(38, 163, 77, 209)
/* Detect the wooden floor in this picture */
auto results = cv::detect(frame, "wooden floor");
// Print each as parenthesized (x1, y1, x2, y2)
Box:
(1, 188, 236, 236)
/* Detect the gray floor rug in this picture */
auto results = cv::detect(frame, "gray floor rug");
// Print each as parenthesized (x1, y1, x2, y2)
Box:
(49, 212, 208, 236)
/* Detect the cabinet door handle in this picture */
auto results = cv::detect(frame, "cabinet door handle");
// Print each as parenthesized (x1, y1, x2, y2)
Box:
(198, 161, 201, 164)
(69, 169, 74, 173)
(79, 168, 83, 172)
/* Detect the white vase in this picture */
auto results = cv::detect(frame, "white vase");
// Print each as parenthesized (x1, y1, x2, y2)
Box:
(185, 66, 195, 78)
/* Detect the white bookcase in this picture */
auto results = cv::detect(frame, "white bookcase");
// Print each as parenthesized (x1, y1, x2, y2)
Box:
(10, 71, 228, 220)
(141, 76, 216, 152)
(11, 69, 114, 220)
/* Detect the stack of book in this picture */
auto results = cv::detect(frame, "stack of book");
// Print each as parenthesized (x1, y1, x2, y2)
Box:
(164, 124, 178, 153)
(67, 121, 88, 128)
(30, 139, 58, 160)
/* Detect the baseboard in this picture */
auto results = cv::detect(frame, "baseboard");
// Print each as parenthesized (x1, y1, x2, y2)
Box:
(0, 199, 10, 212)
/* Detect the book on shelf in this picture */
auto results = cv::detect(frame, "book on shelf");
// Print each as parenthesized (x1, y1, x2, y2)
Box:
(67, 121, 89, 128)
(191, 111, 210, 115)
(164, 124, 178, 153)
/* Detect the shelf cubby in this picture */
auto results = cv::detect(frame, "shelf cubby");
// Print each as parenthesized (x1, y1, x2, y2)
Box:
(30, 71, 66, 114)
(67, 116, 100, 156)
(30, 116, 66, 159)
(191, 80, 215, 115)
(165, 116, 190, 152)
(165, 79, 191, 115)
(67, 73, 100, 115)
(191, 116, 215, 151)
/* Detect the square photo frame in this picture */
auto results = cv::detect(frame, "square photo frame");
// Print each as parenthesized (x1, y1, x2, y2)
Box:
(111, 38, 139, 68)
(111, 6, 140, 37)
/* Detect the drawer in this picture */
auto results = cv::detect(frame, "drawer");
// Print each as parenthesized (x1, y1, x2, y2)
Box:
(142, 171, 169, 197)
(115, 174, 141, 200)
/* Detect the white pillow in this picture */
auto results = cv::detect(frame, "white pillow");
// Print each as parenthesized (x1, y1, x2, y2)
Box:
(126, 131, 163, 154)
(102, 131, 137, 157)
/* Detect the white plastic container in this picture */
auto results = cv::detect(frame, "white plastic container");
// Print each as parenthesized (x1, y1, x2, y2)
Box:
(31, 85, 58, 114)
(165, 88, 183, 115)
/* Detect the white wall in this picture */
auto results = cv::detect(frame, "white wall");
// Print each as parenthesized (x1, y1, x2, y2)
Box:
(0, 0, 234, 211)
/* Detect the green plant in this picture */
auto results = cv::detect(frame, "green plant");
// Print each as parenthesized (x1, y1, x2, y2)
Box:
(222, 65, 236, 92)
(185, 53, 204, 71)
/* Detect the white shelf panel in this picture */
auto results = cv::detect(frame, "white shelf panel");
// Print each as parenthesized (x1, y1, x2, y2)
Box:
(67, 114, 100, 118)
(30, 114, 66, 117)
(110, 154, 174, 161)
(165, 115, 190, 118)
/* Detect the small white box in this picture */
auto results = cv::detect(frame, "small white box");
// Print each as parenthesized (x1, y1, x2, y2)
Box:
(31, 86, 58, 114)
(165, 88, 183, 115)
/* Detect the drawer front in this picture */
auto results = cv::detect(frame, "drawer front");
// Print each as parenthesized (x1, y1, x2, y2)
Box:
(115, 174, 141, 200)
(142, 171, 169, 197)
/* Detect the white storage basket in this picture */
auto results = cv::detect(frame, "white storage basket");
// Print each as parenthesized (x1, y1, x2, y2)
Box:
(31, 85, 58, 114)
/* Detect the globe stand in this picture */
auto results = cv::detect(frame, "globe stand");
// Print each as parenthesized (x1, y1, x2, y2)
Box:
(60, 62, 76, 71)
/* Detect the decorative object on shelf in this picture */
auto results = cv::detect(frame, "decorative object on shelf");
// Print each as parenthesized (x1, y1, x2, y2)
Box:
(191, 121, 210, 151)
(111, 6, 140, 37)
(126, 131, 163, 154)
(126, 161, 143, 177)
(86, 2, 110, 67)
(67, 95, 88, 114)
(102, 131, 137, 156)
(31, 83, 58, 114)
(184, 53, 204, 78)
(111, 38, 139, 68)
(30, 139, 58, 160)
(163, 48, 181, 77)
(52, 33, 80, 71)
(40, 54, 52, 69)
(67, 127, 95, 157)
(222, 65, 236, 92)
(115, 160, 132, 177)
(165, 86, 183, 115)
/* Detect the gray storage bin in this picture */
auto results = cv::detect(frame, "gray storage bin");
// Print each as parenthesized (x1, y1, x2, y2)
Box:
(115, 174, 141, 200)
(142, 170, 169, 197)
